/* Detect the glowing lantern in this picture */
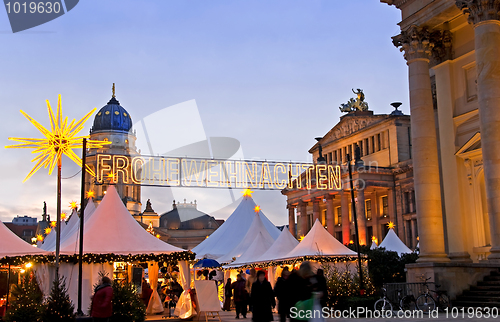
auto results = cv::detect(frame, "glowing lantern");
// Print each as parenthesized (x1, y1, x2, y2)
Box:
(156, 234, 161, 239)
(25, 262, 32, 268)
(349, 240, 354, 244)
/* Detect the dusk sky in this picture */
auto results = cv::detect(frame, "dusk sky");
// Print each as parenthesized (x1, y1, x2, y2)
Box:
(0, 1, 408, 226)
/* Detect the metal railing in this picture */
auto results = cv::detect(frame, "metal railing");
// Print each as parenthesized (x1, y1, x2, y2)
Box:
(382, 282, 437, 303)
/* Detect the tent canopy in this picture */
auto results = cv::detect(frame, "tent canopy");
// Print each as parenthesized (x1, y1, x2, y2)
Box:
(228, 231, 275, 267)
(60, 185, 184, 255)
(217, 212, 277, 264)
(257, 228, 299, 263)
(282, 219, 357, 259)
(192, 194, 280, 259)
(0, 220, 50, 258)
(378, 228, 412, 256)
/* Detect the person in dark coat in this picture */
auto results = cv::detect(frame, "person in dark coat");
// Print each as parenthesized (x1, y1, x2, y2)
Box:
(91, 276, 113, 322)
(287, 262, 317, 322)
(251, 270, 276, 322)
(274, 268, 291, 322)
(141, 278, 153, 307)
(231, 274, 248, 319)
(223, 278, 232, 311)
(316, 268, 328, 308)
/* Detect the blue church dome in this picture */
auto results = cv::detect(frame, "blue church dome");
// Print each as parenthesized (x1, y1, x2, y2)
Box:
(91, 96, 133, 133)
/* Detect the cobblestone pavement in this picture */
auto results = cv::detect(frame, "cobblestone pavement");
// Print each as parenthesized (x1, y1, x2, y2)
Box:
(146, 308, 497, 321)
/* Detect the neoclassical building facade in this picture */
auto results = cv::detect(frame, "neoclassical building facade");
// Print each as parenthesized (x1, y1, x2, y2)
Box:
(381, 0, 500, 296)
(282, 101, 417, 250)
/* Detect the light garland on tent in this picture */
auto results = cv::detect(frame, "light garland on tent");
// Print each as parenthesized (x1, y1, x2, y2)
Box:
(0, 251, 195, 266)
(222, 255, 367, 270)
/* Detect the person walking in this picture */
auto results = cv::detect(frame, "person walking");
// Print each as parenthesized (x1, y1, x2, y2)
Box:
(246, 268, 257, 312)
(91, 276, 113, 322)
(274, 268, 291, 322)
(251, 271, 275, 322)
(316, 269, 328, 308)
(231, 274, 248, 319)
(223, 278, 232, 311)
(287, 262, 317, 322)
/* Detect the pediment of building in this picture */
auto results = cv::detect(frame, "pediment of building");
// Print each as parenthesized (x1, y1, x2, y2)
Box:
(323, 115, 387, 143)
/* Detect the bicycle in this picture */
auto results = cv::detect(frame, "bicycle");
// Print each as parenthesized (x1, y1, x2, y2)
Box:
(374, 287, 416, 312)
(415, 278, 436, 313)
(429, 283, 451, 311)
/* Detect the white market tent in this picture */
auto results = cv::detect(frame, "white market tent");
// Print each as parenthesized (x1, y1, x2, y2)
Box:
(257, 228, 299, 263)
(60, 186, 184, 255)
(38, 186, 188, 315)
(370, 240, 378, 250)
(217, 212, 278, 264)
(227, 231, 275, 267)
(282, 219, 357, 259)
(378, 228, 412, 256)
(192, 193, 280, 259)
(0, 220, 51, 259)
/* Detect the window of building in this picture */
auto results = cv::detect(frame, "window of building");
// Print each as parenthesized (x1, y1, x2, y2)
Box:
(349, 203, 352, 222)
(367, 226, 373, 242)
(364, 138, 369, 155)
(377, 133, 382, 151)
(335, 232, 342, 242)
(308, 214, 313, 231)
(334, 150, 338, 162)
(404, 191, 411, 213)
(381, 195, 388, 217)
(329, 152, 333, 164)
(371, 136, 375, 153)
(335, 206, 342, 225)
(365, 199, 372, 220)
(359, 141, 363, 157)
(321, 209, 326, 227)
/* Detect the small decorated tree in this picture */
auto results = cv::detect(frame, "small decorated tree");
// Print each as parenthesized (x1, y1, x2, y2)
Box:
(42, 276, 75, 322)
(111, 280, 146, 322)
(4, 273, 44, 322)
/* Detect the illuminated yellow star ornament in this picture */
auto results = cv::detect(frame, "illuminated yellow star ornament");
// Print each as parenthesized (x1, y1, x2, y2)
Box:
(387, 221, 395, 229)
(254, 205, 261, 213)
(242, 189, 254, 198)
(5, 95, 111, 182)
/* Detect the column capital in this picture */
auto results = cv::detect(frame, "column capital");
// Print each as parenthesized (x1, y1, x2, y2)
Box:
(393, 25, 451, 64)
(286, 203, 296, 209)
(456, 0, 500, 25)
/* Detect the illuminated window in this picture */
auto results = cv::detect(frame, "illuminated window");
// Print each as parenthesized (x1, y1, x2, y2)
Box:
(349, 203, 352, 222)
(321, 209, 326, 226)
(381, 195, 388, 217)
(335, 206, 342, 225)
(365, 199, 372, 220)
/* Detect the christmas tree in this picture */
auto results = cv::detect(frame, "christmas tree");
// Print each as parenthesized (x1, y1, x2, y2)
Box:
(4, 273, 44, 322)
(42, 276, 75, 322)
(111, 280, 146, 322)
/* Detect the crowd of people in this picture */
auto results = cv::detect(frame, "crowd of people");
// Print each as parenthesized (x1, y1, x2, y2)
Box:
(224, 262, 327, 322)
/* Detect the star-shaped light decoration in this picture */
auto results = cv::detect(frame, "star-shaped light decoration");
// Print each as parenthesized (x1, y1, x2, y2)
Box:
(387, 221, 395, 229)
(5, 95, 111, 182)
(60, 212, 67, 221)
(44, 227, 52, 235)
(36, 234, 44, 242)
(50, 221, 57, 228)
(371, 236, 378, 244)
(242, 189, 254, 198)
(298, 235, 305, 242)
(69, 200, 78, 209)
(86, 190, 95, 199)
(254, 205, 261, 213)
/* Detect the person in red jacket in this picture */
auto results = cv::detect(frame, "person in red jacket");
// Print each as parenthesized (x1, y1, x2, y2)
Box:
(91, 276, 113, 322)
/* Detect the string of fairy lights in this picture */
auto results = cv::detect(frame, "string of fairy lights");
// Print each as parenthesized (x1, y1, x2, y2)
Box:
(0, 251, 195, 266)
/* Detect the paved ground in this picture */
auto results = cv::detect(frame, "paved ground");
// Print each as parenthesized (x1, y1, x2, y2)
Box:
(145, 309, 497, 321)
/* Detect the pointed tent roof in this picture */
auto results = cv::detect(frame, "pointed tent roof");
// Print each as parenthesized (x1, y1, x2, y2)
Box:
(228, 231, 276, 267)
(378, 228, 412, 256)
(40, 208, 78, 251)
(370, 240, 378, 250)
(192, 194, 280, 259)
(283, 219, 357, 259)
(217, 212, 277, 263)
(43, 198, 97, 252)
(0, 220, 50, 258)
(60, 186, 184, 255)
(257, 228, 299, 263)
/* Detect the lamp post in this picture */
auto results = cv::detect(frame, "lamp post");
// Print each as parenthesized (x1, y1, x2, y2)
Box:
(77, 138, 87, 315)
(346, 154, 365, 295)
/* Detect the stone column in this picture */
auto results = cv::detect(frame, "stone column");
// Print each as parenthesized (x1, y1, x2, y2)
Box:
(341, 190, 350, 244)
(393, 25, 449, 262)
(457, 0, 500, 260)
(298, 201, 308, 237)
(326, 195, 335, 236)
(356, 189, 367, 245)
(371, 191, 380, 243)
(288, 205, 296, 237)
(312, 199, 320, 225)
